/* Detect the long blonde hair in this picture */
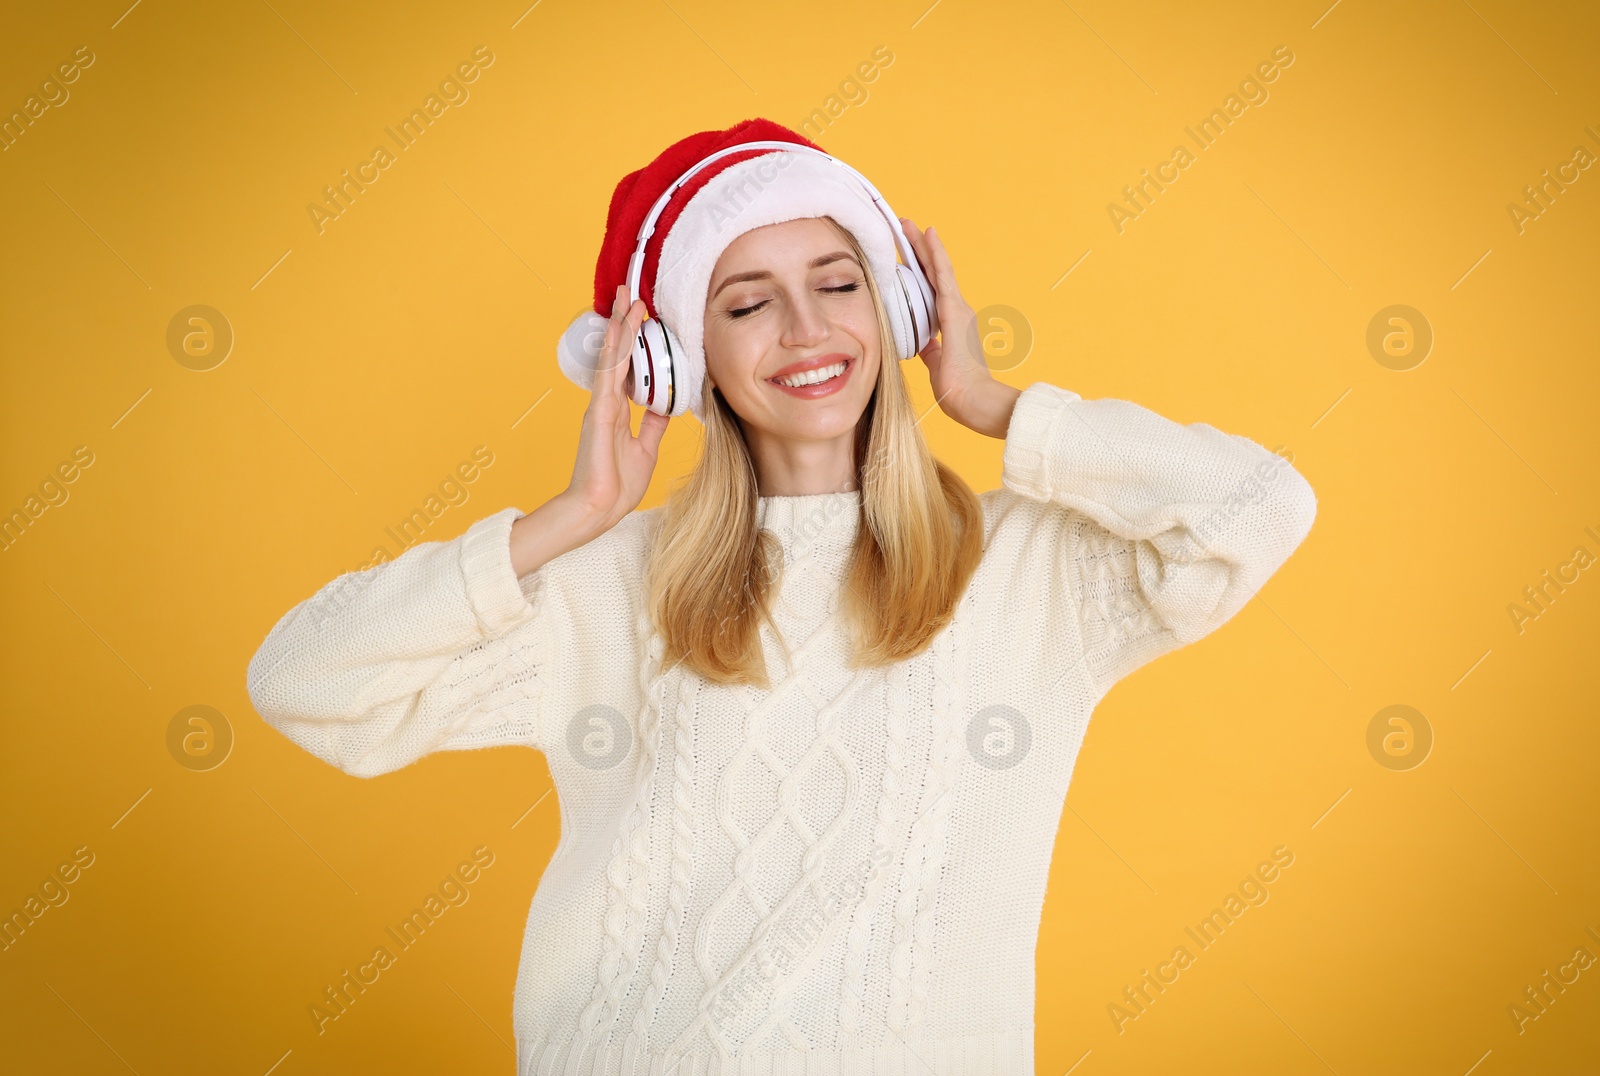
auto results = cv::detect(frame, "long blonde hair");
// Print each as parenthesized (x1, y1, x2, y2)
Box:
(645, 216, 984, 688)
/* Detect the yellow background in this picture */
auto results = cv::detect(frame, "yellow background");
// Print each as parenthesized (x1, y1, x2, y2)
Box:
(3, 0, 1597, 1072)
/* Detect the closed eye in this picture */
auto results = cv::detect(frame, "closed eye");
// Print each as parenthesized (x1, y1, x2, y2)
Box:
(727, 280, 863, 319)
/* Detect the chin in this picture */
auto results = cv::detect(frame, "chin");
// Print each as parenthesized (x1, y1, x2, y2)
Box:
(764, 393, 867, 434)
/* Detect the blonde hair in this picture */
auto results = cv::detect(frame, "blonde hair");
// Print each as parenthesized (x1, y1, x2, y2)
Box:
(645, 215, 984, 688)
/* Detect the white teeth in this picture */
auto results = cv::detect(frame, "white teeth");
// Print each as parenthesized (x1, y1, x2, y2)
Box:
(773, 361, 847, 388)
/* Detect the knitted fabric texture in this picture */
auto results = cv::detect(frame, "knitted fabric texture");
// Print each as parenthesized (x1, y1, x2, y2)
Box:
(247, 381, 1318, 1076)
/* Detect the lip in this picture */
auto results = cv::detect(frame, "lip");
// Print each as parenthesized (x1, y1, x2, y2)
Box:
(766, 353, 855, 399)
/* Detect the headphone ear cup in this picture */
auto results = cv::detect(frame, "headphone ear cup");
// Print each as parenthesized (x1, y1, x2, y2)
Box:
(633, 318, 683, 417)
(892, 263, 937, 358)
(882, 267, 917, 360)
(659, 323, 689, 417)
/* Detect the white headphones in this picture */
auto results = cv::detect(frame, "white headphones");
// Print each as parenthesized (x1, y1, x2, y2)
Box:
(618, 140, 939, 417)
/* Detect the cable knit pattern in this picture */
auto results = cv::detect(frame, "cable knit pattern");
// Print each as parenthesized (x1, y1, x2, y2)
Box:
(836, 648, 910, 1049)
(245, 381, 1317, 1075)
(570, 607, 669, 1073)
(631, 688, 696, 1053)
(895, 619, 964, 1033)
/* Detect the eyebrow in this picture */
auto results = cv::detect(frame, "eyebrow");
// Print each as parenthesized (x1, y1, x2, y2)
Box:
(710, 251, 860, 300)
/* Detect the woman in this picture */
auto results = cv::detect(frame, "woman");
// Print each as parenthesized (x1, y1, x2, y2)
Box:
(247, 118, 1317, 1075)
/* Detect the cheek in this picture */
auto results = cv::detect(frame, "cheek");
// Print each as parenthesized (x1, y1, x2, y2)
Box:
(842, 295, 880, 353)
(704, 320, 770, 385)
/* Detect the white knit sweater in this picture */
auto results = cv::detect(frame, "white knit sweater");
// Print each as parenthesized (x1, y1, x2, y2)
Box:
(247, 381, 1316, 1076)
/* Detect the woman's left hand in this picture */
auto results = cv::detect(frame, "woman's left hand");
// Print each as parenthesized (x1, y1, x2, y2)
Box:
(898, 219, 1021, 439)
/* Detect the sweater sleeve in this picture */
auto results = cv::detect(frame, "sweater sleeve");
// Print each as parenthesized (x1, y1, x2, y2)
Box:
(245, 506, 550, 778)
(998, 381, 1318, 697)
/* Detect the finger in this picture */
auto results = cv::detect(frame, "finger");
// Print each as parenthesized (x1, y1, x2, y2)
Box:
(600, 288, 640, 399)
(596, 285, 628, 390)
(636, 407, 670, 456)
(923, 227, 956, 291)
(612, 299, 648, 406)
(900, 219, 958, 320)
(923, 227, 970, 313)
(899, 218, 932, 280)
(909, 225, 950, 309)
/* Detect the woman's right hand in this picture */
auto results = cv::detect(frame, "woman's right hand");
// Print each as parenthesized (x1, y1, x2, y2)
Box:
(564, 284, 673, 537)
(509, 286, 670, 577)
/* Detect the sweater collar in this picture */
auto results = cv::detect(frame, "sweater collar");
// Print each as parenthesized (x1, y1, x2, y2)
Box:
(756, 488, 862, 551)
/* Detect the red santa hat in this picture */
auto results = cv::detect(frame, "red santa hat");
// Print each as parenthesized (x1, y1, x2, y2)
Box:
(556, 117, 901, 423)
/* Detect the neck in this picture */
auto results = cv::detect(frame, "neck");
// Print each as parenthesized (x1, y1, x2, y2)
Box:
(745, 426, 859, 497)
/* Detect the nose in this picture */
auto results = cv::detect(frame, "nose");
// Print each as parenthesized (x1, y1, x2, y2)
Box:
(779, 289, 829, 350)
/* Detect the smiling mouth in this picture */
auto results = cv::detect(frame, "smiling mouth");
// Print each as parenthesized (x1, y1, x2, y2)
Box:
(769, 358, 851, 388)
